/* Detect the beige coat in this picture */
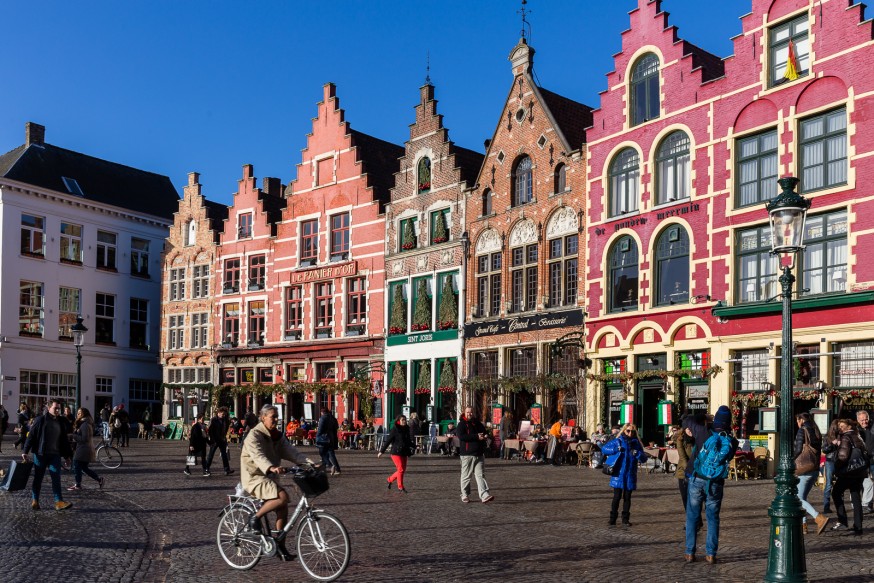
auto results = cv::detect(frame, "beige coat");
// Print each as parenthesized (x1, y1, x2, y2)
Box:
(241, 422, 312, 500)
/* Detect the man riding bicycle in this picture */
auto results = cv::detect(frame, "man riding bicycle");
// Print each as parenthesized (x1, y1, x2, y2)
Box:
(241, 404, 317, 561)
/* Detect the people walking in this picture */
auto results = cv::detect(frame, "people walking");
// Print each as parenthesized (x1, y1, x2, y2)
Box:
(205, 407, 233, 476)
(377, 414, 413, 492)
(600, 423, 647, 526)
(831, 418, 869, 535)
(675, 416, 695, 511)
(116, 404, 130, 447)
(141, 407, 153, 440)
(13, 403, 30, 449)
(21, 398, 73, 511)
(457, 406, 493, 504)
(185, 413, 209, 476)
(499, 410, 514, 458)
(0, 403, 8, 452)
(683, 406, 737, 564)
(315, 407, 341, 475)
(794, 412, 830, 534)
(68, 407, 104, 491)
(856, 410, 874, 514)
(821, 419, 841, 514)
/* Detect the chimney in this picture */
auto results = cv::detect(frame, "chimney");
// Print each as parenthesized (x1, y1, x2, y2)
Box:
(26, 122, 45, 147)
(420, 83, 434, 104)
(262, 177, 282, 197)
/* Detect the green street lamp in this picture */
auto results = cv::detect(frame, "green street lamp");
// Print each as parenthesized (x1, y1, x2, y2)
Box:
(763, 176, 811, 583)
(71, 315, 88, 411)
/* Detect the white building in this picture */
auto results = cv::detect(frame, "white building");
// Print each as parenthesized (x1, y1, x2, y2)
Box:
(0, 122, 178, 421)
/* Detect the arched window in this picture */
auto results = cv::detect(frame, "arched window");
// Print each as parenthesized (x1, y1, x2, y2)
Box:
(554, 163, 567, 194)
(654, 226, 690, 306)
(417, 157, 431, 193)
(609, 148, 639, 217)
(512, 156, 533, 207)
(608, 236, 639, 313)
(656, 131, 691, 205)
(482, 189, 493, 216)
(630, 53, 660, 126)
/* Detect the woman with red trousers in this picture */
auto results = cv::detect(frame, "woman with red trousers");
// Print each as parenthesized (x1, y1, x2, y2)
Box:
(378, 415, 413, 493)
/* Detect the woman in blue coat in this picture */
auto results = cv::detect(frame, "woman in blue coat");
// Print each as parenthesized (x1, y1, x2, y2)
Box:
(600, 423, 648, 526)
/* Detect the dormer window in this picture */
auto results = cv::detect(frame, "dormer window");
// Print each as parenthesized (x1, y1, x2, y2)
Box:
(61, 177, 84, 196)
(417, 157, 431, 193)
(238, 213, 253, 239)
(769, 14, 809, 87)
(630, 53, 660, 126)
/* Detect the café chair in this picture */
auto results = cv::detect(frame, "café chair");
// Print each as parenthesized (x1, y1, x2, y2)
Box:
(575, 442, 593, 468)
(753, 446, 769, 479)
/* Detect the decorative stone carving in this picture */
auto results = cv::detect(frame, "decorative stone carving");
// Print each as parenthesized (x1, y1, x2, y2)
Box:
(173, 255, 183, 265)
(475, 229, 501, 254)
(441, 250, 453, 265)
(685, 324, 698, 339)
(417, 256, 428, 271)
(509, 219, 537, 247)
(605, 333, 616, 348)
(392, 262, 403, 275)
(196, 252, 209, 263)
(643, 329, 654, 343)
(546, 206, 579, 239)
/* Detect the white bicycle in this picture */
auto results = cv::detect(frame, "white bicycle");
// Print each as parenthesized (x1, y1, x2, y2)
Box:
(216, 466, 350, 581)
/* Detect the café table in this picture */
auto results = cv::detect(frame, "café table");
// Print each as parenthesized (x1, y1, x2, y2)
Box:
(523, 439, 545, 462)
(415, 435, 432, 455)
(502, 438, 523, 460)
(338, 430, 358, 449)
(306, 429, 317, 444)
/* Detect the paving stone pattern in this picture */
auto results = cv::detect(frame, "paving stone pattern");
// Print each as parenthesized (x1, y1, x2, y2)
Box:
(0, 440, 872, 582)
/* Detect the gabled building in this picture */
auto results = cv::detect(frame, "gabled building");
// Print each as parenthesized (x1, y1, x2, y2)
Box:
(0, 122, 178, 419)
(218, 83, 402, 425)
(383, 82, 483, 430)
(463, 38, 592, 426)
(160, 172, 228, 421)
(583, 0, 874, 449)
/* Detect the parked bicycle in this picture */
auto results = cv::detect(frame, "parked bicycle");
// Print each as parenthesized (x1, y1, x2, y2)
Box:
(94, 434, 123, 469)
(216, 465, 350, 581)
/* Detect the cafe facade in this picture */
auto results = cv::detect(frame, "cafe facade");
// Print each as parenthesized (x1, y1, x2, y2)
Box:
(383, 83, 483, 429)
(583, 0, 874, 453)
(462, 37, 591, 427)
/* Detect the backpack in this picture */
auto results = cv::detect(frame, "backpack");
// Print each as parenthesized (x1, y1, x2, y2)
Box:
(692, 431, 735, 480)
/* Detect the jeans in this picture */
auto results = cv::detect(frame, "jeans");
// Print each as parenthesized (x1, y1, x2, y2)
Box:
(388, 454, 407, 489)
(460, 454, 490, 500)
(822, 460, 835, 509)
(796, 471, 820, 520)
(72, 460, 100, 486)
(685, 476, 725, 557)
(32, 453, 64, 502)
(206, 442, 230, 471)
(318, 446, 340, 472)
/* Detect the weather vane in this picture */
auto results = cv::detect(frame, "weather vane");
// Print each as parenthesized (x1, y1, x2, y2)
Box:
(425, 50, 431, 84)
(518, 0, 532, 41)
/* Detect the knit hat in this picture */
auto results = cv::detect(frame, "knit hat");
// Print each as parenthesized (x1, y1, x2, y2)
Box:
(712, 405, 732, 433)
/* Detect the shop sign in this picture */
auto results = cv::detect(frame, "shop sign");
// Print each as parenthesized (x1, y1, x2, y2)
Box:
(220, 368, 235, 385)
(258, 367, 273, 384)
(291, 261, 357, 284)
(386, 328, 458, 347)
(240, 368, 255, 384)
(463, 308, 583, 338)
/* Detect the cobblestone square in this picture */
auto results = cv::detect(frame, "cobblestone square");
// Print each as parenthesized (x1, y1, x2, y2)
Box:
(1, 440, 872, 583)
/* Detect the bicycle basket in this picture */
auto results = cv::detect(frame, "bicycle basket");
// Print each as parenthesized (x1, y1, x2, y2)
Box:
(294, 470, 330, 497)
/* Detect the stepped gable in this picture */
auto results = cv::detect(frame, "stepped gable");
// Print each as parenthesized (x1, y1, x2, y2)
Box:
(0, 123, 178, 219)
(537, 87, 593, 150)
(350, 129, 404, 209)
(203, 199, 230, 244)
(452, 144, 485, 188)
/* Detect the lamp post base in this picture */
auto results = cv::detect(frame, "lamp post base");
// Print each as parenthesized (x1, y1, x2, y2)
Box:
(764, 490, 807, 582)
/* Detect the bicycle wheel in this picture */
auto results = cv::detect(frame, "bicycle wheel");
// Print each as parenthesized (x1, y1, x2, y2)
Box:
(295, 510, 350, 582)
(96, 445, 123, 469)
(217, 505, 262, 570)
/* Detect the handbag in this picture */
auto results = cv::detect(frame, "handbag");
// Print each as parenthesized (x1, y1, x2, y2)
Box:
(186, 455, 197, 466)
(839, 442, 869, 475)
(315, 433, 331, 446)
(794, 428, 819, 476)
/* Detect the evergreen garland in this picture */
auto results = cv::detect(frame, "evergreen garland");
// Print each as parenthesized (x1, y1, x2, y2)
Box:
(415, 361, 431, 395)
(437, 276, 458, 330)
(438, 360, 457, 393)
(389, 285, 407, 335)
(412, 279, 432, 331)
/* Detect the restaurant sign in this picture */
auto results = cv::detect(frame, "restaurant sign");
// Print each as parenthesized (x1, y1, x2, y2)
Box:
(463, 308, 584, 338)
(386, 328, 458, 347)
(291, 261, 357, 284)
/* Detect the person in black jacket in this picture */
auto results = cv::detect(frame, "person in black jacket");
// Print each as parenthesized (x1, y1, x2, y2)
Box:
(21, 398, 73, 511)
(794, 413, 830, 534)
(205, 407, 233, 476)
(821, 419, 840, 514)
(13, 403, 30, 449)
(831, 418, 868, 534)
(184, 413, 209, 476)
(457, 406, 493, 504)
(855, 410, 874, 513)
(377, 415, 413, 492)
(316, 407, 341, 475)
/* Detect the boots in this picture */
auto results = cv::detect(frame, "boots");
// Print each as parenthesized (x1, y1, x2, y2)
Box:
(608, 511, 618, 526)
(621, 512, 632, 526)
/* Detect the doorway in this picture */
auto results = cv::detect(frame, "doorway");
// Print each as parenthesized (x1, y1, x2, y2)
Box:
(639, 384, 664, 446)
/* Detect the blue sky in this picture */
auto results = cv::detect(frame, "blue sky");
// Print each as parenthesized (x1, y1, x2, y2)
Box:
(3, 0, 746, 206)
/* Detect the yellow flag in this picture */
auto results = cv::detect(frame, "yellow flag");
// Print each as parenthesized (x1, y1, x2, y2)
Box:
(784, 39, 799, 81)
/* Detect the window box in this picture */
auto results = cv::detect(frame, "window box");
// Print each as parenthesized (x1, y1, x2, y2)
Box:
(284, 331, 302, 341)
(247, 340, 263, 348)
(300, 259, 316, 268)
(21, 251, 45, 260)
(19, 330, 42, 338)
(316, 330, 333, 339)
(248, 281, 263, 292)
(330, 253, 348, 262)
(345, 326, 364, 337)
(389, 326, 406, 335)
(221, 342, 237, 349)
(60, 258, 83, 266)
(223, 286, 239, 294)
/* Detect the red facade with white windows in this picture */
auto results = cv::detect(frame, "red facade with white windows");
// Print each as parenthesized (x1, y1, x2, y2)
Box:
(584, 0, 874, 445)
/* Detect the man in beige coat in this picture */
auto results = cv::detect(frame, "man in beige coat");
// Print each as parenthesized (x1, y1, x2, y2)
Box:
(241, 404, 315, 560)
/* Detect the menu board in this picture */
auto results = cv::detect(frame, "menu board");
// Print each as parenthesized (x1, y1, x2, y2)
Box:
(492, 406, 503, 426)
(748, 434, 769, 450)
(518, 420, 532, 440)
(530, 405, 542, 425)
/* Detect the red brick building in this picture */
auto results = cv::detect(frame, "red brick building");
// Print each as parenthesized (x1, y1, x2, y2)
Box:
(383, 82, 483, 430)
(583, 0, 874, 450)
(463, 38, 591, 427)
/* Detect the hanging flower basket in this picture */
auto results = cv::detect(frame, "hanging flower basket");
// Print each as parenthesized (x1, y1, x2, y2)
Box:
(389, 326, 406, 335)
(387, 387, 406, 394)
(411, 323, 430, 331)
(437, 386, 456, 394)
(414, 387, 431, 395)
(437, 320, 457, 330)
